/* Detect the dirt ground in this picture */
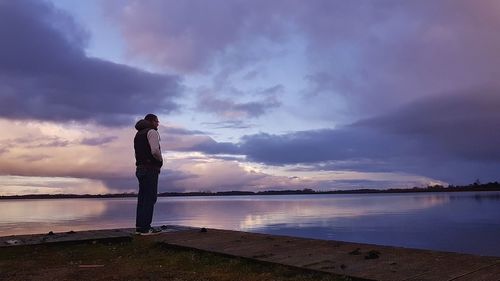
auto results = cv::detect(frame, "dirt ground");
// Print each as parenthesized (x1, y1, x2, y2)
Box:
(0, 236, 351, 281)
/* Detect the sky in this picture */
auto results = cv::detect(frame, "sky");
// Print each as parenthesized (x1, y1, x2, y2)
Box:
(1, 0, 500, 195)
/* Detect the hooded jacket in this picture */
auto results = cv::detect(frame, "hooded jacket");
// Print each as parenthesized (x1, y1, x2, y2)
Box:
(134, 119, 163, 170)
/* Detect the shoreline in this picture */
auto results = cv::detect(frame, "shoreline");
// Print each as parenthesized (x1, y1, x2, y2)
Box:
(2, 184, 500, 200)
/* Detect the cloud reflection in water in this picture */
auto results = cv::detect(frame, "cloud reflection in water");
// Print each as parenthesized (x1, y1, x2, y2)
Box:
(2, 193, 500, 256)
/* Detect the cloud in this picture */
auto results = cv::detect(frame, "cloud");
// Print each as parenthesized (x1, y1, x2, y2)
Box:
(0, 116, 465, 195)
(160, 125, 240, 155)
(0, 175, 110, 196)
(196, 91, 281, 119)
(355, 90, 500, 162)
(201, 120, 254, 130)
(4, 136, 70, 148)
(4, 1, 500, 193)
(258, 84, 285, 96)
(0, 119, 197, 193)
(0, 0, 181, 125)
(299, 1, 500, 117)
(105, 0, 290, 73)
(239, 129, 399, 165)
(80, 136, 118, 146)
(98, 168, 198, 193)
(106, 0, 500, 121)
(187, 139, 240, 155)
(163, 158, 311, 192)
(163, 127, 207, 135)
(235, 91, 500, 184)
(156, 121, 448, 187)
(0, 119, 315, 194)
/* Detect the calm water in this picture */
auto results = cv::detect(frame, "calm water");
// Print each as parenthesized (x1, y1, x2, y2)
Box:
(1, 192, 499, 257)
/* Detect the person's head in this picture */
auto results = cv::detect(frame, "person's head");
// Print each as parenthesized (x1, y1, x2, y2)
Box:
(144, 113, 159, 129)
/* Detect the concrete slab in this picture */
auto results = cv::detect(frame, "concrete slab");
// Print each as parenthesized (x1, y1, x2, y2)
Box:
(0, 228, 135, 247)
(452, 262, 500, 281)
(0, 225, 194, 247)
(155, 228, 500, 281)
(2, 226, 499, 280)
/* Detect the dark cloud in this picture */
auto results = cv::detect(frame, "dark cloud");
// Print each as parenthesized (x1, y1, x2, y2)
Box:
(314, 179, 429, 190)
(157, 125, 242, 155)
(107, 0, 500, 121)
(292, 159, 398, 174)
(17, 154, 51, 162)
(106, 0, 290, 73)
(242, 70, 259, 81)
(34, 138, 70, 148)
(163, 127, 207, 135)
(201, 120, 254, 129)
(234, 91, 500, 184)
(0, 1, 181, 126)
(196, 92, 280, 119)
(210, 155, 246, 162)
(147, 88, 500, 185)
(355, 90, 500, 162)
(3, 136, 70, 148)
(100, 169, 198, 192)
(183, 138, 240, 155)
(80, 136, 118, 146)
(257, 84, 285, 96)
(239, 129, 400, 165)
(295, 0, 500, 117)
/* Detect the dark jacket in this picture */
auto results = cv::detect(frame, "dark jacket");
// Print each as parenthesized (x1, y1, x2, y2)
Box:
(134, 119, 163, 171)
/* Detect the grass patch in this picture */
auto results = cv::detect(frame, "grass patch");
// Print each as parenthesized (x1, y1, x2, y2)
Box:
(0, 237, 352, 281)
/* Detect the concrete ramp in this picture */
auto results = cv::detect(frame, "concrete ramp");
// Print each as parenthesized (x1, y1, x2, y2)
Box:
(2, 227, 499, 280)
(0, 228, 134, 246)
(155, 228, 500, 281)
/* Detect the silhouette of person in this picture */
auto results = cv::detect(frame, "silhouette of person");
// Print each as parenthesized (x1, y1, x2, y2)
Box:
(134, 114, 162, 235)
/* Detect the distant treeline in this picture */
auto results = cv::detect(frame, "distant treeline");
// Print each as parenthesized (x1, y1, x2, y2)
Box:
(2, 181, 500, 200)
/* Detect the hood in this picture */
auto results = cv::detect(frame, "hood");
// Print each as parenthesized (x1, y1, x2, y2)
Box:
(135, 119, 154, 131)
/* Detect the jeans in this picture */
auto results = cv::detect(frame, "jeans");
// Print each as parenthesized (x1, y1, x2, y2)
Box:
(135, 168, 159, 231)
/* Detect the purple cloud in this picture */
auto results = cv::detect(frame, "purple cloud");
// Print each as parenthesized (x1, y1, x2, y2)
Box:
(292, 0, 500, 117)
(187, 139, 240, 155)
(99, 169, 198, 193)
(105, 0, 290, 73)
(2, 136, 70, 148)
(239, 129, 401, 165)
(81, 136, 118, 146)
(355, 90, 500, 162)
(237, 128, 500, 185)
(107, 0, 500, 119)
(175, 91, 500, 184)
(197, 92, 280, 119)
(201, 120, 254, 129)
(0, 0, 181, 125)
(163, 127, 207, 136)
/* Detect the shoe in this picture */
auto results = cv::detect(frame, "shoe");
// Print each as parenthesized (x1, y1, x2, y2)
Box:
(160, 225, 178, 233)
(135, 227, 162, 236)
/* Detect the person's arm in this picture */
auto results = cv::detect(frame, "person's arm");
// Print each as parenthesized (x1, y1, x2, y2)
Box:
(147, 130, 163, 162)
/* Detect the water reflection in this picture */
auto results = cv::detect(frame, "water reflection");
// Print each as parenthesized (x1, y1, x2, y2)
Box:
(237, 194, 449, 230)
(0, 199, 109, 236)
(1, 192, 500, 256)
(448, 192, 500, 201)
(153, 193, 450, 231)
(1, 199, 107, 222)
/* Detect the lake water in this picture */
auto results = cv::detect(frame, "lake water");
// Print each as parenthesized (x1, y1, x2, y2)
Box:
(1, 191, 499, 257)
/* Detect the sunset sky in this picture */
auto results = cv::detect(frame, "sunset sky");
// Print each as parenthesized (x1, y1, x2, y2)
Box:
(1, 0, 500, 195)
